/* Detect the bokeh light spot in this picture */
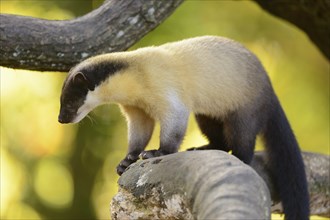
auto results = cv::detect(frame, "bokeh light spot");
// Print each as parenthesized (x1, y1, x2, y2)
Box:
(33, 158, 73, 209)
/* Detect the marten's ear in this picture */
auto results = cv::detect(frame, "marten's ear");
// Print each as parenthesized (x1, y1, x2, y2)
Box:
(73, 72, 94, 91)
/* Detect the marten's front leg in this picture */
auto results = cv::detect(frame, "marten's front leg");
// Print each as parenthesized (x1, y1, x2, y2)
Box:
(117, 106, 155, 175)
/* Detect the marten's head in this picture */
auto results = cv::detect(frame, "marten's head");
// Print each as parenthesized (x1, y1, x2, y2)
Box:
(58, 56, 127, 123)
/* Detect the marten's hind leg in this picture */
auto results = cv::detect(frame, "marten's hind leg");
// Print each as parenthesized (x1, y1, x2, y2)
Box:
(223, 110, 261, 164)
(188, 114, 231, 152)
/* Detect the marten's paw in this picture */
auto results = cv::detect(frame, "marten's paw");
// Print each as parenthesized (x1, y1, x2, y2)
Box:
(116, 153, 139, 175)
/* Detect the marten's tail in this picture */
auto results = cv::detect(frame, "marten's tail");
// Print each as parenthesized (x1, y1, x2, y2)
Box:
(263, 99, 309, 220)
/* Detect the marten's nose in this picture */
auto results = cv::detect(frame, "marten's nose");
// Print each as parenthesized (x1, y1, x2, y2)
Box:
(58, 113, 71, 124)
(58, 116, 67, 124)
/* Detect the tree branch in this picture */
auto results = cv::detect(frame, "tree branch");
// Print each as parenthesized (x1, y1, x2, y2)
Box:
(0, 0, 183, 71)
(111, 151, 329, 219)
(1, 0, 328, 72)
(254, 0, 330, 60)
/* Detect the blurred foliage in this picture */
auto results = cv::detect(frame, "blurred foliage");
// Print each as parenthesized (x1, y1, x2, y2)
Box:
(0, 0, 328, 220)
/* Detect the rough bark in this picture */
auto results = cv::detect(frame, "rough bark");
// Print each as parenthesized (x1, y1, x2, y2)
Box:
(111, 151, 330, 219)
(0, 0, 183, 71)
(254, 0, 330, 60)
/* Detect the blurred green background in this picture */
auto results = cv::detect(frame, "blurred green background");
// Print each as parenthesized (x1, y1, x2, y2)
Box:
(0, 0, 328, 219)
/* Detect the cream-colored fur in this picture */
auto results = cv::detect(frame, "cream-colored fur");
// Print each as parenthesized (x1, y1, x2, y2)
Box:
(90, 36, 268, 119)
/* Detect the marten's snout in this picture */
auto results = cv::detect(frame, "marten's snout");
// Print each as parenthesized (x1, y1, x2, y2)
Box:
(58, 108, 75, 124)
(58, 114, 71, 124)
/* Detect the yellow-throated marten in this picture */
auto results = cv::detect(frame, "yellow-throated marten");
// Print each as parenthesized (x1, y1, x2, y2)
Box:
(58, 36, 309, 220)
